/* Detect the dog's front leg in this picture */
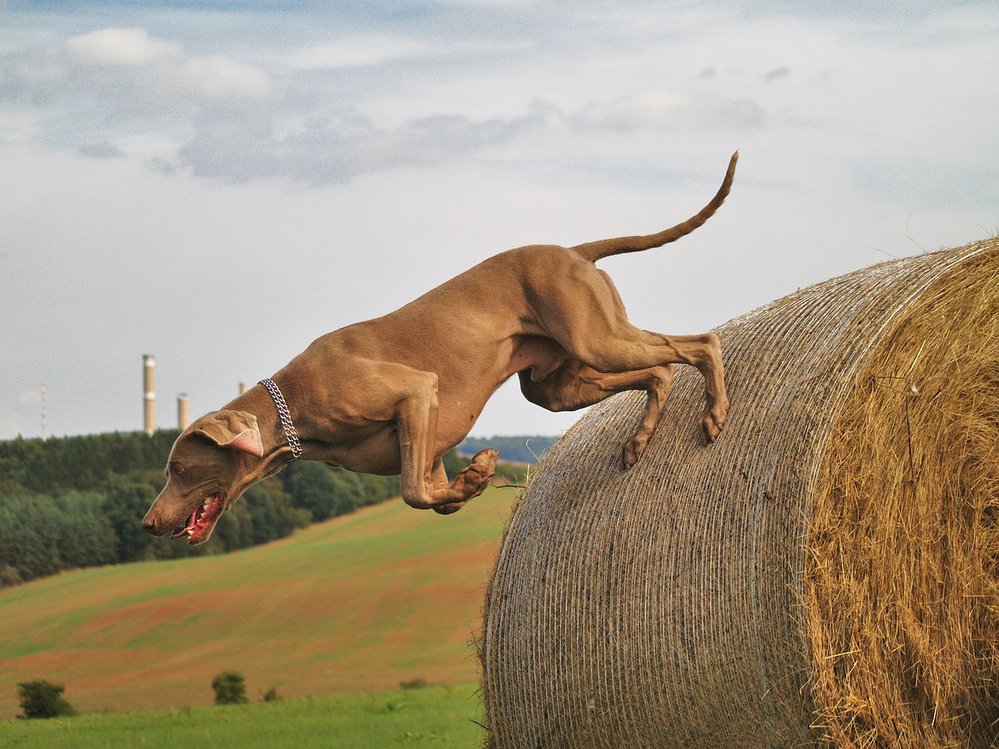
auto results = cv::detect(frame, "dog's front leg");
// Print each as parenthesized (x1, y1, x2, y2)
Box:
(394, 371, 497, 511)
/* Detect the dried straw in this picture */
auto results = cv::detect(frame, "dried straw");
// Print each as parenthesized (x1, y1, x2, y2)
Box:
(480, 239, 999, 748)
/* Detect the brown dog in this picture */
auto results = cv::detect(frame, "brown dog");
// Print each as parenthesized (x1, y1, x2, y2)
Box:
(142, 153, 737, 544)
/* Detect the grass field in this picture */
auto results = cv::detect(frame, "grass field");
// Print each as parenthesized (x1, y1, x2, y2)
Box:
(1, 683, 485, 748)
(0, 487, 518, 719)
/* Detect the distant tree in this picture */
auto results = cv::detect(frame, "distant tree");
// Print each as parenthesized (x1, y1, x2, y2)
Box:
(282, 462, 352, 521)
(457, 435, 557, 464)
(212, 501, 254, 551)
(358, 471, 401, 505)
(51, 493, 117, 570)
(101, 478, 159, 562)
(0, 493, 115, 583)
(442, 449, 467, 477)
(18, 680, 77, 719)
(0, 496, 64, 582)
(246, 480, 309, 544)
(242, 485, 281, 544)
(0, 429, 403, 586)
(0, 430, 178, 495)
(212, 671, 248, 705)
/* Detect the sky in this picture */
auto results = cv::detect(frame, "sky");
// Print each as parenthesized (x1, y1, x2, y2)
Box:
(1, 0, 997, 441)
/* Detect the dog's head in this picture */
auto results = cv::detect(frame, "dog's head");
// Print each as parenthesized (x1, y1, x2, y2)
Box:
(142, 410, 264, 545)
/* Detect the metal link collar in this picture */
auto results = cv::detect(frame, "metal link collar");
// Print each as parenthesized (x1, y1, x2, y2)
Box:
(258, 378, 303, 460)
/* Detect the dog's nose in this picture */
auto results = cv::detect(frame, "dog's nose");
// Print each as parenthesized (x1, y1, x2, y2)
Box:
(141, 509, 161, 536)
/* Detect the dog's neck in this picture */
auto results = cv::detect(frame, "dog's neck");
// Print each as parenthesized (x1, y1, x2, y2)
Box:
(258, 377, 303, 460)
(229, 382, 306, 482)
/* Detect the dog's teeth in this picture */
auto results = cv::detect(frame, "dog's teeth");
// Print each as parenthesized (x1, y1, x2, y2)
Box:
(186, 528, 194, 536)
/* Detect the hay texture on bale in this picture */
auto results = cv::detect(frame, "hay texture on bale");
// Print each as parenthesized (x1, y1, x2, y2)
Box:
(481, 239, 999, 748)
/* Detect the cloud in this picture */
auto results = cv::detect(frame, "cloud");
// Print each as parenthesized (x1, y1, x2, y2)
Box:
(570, 90, 765, 132)
(287, 35, 430, 69)
(65, 27, 183, 67)
(1, 27, 272, 105)
(763, 66, 790, 82)
(283, 35, 532, 70)
(176, 103, 553, 184)
(0, 21, 771, 188)
(1, 25, 551, 185)
(175, 56, 273, 99)
(78, 141, 124, 159)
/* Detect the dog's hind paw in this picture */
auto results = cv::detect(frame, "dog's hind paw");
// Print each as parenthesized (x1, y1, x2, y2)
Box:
(621, 437, 647, 470)
(702, 400, 730, 443)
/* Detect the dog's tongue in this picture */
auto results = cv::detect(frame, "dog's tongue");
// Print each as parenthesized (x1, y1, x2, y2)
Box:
(170, 506, 199, 539)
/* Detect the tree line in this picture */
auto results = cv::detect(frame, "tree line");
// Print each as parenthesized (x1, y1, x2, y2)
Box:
(0, 430, 409, 588)
(456, 435, 556, 464)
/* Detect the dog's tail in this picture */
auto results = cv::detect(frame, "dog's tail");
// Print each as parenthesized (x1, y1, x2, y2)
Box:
(570, 151, 738, 263)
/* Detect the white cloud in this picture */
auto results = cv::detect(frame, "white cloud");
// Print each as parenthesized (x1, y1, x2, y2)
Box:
(176, 103, 551, 184)
(571, 90, 765, 132)
(8, 48, 67, 85)
(284, 35, 532, 71)
(65, 27, 183, 67)
(78, 141, 124, 159)
(176, 56, 273, 100)
(2, 27, 272, 107)
(287, 35, 430, 69)
(763, 66, 790, 81)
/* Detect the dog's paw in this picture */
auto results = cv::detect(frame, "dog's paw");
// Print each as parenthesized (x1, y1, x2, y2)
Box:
(702, 400, 730, 443)
(621, 437, 646, 470)
(470, 447, 500, 469)
(453, 448, 499, 499)
(433, 501, 465, 515)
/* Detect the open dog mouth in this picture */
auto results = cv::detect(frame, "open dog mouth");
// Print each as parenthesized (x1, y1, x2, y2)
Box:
(170, 493, 224, 544)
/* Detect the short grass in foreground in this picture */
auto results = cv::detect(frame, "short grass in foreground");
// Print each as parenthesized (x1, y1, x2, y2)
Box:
(0, 683, 484, 748)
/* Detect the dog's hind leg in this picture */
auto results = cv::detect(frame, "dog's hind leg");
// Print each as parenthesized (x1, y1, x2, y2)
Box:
(519, 359, 675, 468)
(578, 330, 728, 443)
(531, 264, 729, 441)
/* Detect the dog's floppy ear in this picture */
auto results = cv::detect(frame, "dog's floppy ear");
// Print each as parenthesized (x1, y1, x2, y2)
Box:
(194, 410, 264, 457)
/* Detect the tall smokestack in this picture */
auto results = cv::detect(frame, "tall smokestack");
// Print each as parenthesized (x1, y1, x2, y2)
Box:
(143, 354, 156, 435)
(177, 393, 190, 431)
(238, 382, 247, 395)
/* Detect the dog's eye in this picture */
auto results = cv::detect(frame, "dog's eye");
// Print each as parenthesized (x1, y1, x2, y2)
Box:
(172, 464, 185, 477)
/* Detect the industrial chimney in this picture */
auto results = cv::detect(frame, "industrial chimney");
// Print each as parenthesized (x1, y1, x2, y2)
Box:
(177, 393, 190, 431)
(143, 354, 156, 435)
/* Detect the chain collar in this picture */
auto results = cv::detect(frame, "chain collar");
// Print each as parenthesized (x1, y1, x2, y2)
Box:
(258, 378, 304, 460)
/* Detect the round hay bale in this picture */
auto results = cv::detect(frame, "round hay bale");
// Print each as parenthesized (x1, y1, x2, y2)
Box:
(481, 238, 999, 748)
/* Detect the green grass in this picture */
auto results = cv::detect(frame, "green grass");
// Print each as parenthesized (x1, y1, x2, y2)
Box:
(0, 488, 517, 718)
(0, 683, 485, 748)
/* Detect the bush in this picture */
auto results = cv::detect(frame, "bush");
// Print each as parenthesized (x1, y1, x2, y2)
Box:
(400, 677, 429, 690)
(211, 671, 248, 705)
(0, 563, 23, 588)
(262, 686, 280, 702)
(18, 680, 76, 719)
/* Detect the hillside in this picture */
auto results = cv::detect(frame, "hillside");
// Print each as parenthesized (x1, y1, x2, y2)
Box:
(0, 488, 518, 719)
(0, 430, 406, 587)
